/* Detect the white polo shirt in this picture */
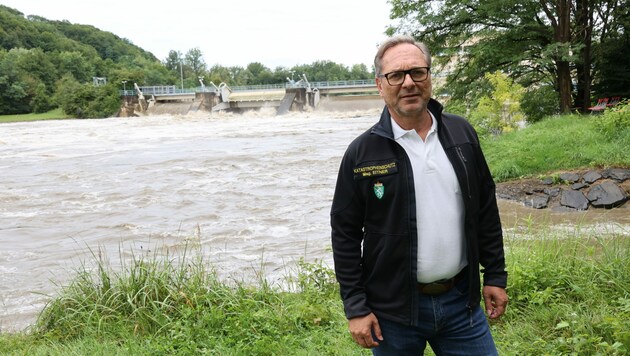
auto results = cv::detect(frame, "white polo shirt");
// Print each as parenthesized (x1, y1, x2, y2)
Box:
(391, 113, 467, 283)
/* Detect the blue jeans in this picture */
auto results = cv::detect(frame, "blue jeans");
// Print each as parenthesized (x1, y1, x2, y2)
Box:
(372, 274, 498, 356)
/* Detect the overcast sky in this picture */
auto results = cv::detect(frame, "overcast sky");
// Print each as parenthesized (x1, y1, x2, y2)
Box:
(2, 0, 394, 69)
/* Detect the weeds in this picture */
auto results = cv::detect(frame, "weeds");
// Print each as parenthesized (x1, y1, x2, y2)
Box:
(501, 228, 630, 355)
(1, 230, 628, 355)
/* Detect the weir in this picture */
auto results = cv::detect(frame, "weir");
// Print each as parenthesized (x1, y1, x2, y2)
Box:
(117, 79, 377, 117)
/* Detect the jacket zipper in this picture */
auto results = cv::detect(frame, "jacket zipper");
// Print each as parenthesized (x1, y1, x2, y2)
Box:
(456, 146, 472, 199)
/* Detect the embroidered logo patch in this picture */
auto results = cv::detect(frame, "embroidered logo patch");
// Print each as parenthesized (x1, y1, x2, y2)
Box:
(353, 161, 398, 180)
(373, 181, 385, 200)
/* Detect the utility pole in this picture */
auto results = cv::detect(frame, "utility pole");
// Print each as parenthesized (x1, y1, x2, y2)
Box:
(180, 61, 184, 90)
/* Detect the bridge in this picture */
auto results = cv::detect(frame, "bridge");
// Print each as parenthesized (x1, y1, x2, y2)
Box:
(121, 79, 376, 97)
(118, 79, 379, 116)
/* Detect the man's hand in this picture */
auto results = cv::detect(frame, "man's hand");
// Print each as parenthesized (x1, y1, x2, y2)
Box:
(348, 313, 383, 348)
(483, 285, 508, 319)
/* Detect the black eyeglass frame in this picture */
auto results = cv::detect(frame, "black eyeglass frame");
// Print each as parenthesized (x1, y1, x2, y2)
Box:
(378, 67, 431, 86)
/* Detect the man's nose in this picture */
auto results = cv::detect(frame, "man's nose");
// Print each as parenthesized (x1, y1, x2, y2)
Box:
(401, 72, 416, 87)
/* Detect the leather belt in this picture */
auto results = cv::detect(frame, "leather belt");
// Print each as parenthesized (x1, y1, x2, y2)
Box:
(417, 268, 466, 296)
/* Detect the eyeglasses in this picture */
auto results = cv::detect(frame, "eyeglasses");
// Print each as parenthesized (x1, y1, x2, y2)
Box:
(378, 67, 431, 86)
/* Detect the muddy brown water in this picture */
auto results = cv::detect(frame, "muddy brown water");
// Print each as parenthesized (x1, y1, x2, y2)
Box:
(1, 107, 628, 332)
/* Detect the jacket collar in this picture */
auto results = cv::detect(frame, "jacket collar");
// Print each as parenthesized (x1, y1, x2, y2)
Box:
(371, 98, 444, 139)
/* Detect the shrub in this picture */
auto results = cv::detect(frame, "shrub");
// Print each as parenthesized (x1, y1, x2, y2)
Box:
(54, 75, 120, 118)
(469, 71, 525, 136)
(521, 85, 560, 123)
(595, 99, 630, 139)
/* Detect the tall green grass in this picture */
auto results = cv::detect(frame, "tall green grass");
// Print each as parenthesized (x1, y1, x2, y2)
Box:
(499, 226, 629, 355)
(1, 247, 361, 355)
(0, 228, 628, 355)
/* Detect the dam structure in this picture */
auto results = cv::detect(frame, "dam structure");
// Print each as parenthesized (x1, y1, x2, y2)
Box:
(118, 77, 378, 117)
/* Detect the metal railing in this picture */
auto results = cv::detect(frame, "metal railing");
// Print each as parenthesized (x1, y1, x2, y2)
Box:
(120, 79, 377, 96)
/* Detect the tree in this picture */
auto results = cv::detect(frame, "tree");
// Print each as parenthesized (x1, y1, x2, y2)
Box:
(469, 71, 525, 135)
(54, 74, 119, 118)
(300, 60, 350, 81)
(387, 0, 629, 113)
(31, 82, 53, 113)
(207, 64, 232, 85)
(56, 51, 95, 83)
(350, 64, 372, 79)
(0, 50, 29, 113)
(591, 1, 630, 98)
(164, 50, 182, 72)
(245, 62, 273, 85)
(184, 47, 207, 80)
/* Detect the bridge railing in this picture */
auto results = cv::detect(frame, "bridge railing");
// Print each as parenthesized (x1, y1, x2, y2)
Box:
(120, 79, 377, 96)
(309, 79, 375, 88)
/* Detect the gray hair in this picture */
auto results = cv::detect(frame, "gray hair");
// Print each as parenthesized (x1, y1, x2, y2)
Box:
(374, 35, 432, 76)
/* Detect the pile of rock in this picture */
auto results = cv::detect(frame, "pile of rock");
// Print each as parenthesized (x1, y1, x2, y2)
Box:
(496, 168, 630, 211)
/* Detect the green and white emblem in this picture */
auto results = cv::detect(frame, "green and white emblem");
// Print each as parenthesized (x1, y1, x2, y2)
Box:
(373, 181, 385, 200)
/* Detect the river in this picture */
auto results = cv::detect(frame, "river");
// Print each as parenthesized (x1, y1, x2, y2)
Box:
(1, 107, 628, 332)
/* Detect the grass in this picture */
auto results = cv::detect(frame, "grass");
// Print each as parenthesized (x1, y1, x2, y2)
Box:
(481, 112, 630, 181)
(0, 248, 364, 356)
(0, 108, 70, 123)
(498, 227, 630, 355)
(0, 229, 628, 355)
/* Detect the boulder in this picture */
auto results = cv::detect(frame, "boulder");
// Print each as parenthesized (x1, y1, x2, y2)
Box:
(544, 187, 561, 197)
(582, 170, 602, 184)
(560, 190, 589, 210)
(587, 181, 628, 208)
(541, 177, 554, 185)
(560, 172, 581, 183)
(572, 182, 587, 190)
(496, 168, 629, 211)
(525, 194, 550, 209)
(602, 168, 630, 182)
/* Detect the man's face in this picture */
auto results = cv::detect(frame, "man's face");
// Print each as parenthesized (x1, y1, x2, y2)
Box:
(376, 43, 432, 120)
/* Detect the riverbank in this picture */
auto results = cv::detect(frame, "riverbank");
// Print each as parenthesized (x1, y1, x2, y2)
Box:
(0, 108, 70, 123)
(0, 232, 627, 355)
(496, 167, 630, 211)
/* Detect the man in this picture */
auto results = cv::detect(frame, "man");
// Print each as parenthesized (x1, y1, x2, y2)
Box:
(330, 35, 508, 355)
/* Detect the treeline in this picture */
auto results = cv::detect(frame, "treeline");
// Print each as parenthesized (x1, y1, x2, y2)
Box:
(0, 5, 372, 118)
(388, 0, 630, 114)
(164, 49, 372, 89)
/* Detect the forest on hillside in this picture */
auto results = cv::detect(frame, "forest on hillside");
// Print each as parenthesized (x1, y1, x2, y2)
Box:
(2, 1, 629, 121)
(0, 5, 372, 118)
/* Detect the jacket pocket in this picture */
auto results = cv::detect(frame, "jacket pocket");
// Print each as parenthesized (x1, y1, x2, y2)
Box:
(362, 232, 410, 309)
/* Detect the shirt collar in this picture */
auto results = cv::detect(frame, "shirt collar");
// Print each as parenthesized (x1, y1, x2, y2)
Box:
(391, 111, 438, 140)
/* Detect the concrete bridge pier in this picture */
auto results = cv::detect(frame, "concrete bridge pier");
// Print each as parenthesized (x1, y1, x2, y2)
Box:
(193, 92, 220, 112)
(286, 88, 319, 112)
(118, 96, 143, 117)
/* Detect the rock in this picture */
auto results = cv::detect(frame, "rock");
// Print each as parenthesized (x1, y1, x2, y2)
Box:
(560, 190, 589, 210)
(560, 172, 581, 183)
(541, 177, 554, 185)
(525, 194, 550, 209)
(496, 168, 629, 211)
(587, 181, 628, 208)
(544, 187, 561, 197)
(602, 168, 630, 182)
(572, 182, 588, 190)
(582, 170, 602, 184)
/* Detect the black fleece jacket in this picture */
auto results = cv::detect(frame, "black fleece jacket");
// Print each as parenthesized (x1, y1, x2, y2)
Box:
(330, 99, 507, 326)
